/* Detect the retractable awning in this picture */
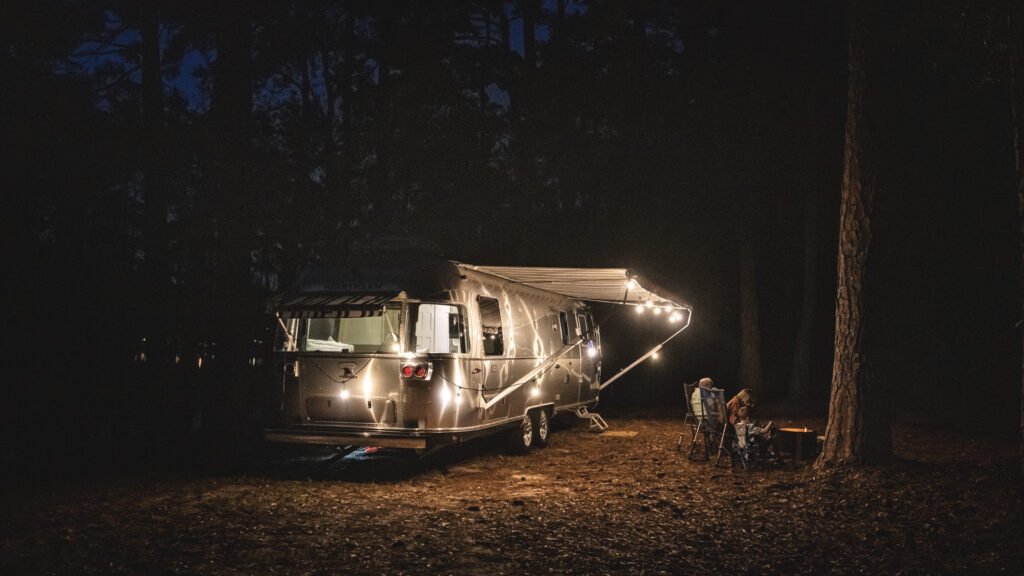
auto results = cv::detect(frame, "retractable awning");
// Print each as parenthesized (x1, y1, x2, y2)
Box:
(459, 263, 692, 396)
(275, 292, 396, 318)
(455, 264, 687, 309)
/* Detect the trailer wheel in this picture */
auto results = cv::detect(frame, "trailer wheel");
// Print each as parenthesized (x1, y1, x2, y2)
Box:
(531, 408, 550, 448)
(507, 414, 534, 454)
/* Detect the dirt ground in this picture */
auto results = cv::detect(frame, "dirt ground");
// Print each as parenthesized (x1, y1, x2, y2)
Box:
(2, 412, 1022, 575)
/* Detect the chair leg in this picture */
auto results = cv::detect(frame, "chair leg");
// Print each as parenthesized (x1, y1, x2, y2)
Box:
(714, 424, 730, 467)
(687, 421, 701, 459)
(688, 420, 705, 460)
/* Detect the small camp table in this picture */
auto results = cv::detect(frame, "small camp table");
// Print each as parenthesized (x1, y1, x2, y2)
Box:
(778, 427, 818, 461)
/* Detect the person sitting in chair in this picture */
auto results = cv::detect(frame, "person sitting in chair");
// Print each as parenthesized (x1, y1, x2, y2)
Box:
(726, 388, 756, 425)
(734, 406, 778, 459)
(690, 377, 720, 420)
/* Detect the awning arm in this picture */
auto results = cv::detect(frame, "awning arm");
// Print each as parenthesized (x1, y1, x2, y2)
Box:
(482, 339, 585, 409)
(598, 316, 691, 391)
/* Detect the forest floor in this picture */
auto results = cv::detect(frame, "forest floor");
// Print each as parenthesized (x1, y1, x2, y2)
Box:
(1, 410, 1022, 575)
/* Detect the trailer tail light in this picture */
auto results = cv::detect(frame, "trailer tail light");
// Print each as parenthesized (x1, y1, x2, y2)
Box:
(400, 362, 432, 380)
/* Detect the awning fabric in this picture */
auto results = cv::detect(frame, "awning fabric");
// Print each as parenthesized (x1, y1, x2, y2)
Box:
(276, 292, 396, 318)
(456, 264, 687, 309)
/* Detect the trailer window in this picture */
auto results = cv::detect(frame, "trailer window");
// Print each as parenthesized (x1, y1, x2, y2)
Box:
(478, 296, 504, 356)
(407, 304, 467, 354)
(558, 311, 570, 345)
(576, 312, 590, 338)
(295, 306, 402, 353)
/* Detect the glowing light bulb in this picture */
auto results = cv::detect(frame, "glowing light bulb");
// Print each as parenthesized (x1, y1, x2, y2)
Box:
(636, 305, 645, 314)
(653, 307, 662, 315)
(645, 300, 654, 309)
(670, 312, 682, 322)
(652, 351, 660, 359)
(586, 342, 598, 358)
(530, 386, 541, 397)
(626, 278, 638, 289)
(663, 305, 672, 313)
(340, 389, 350, 400)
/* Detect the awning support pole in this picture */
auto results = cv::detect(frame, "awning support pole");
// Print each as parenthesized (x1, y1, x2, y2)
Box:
(482, 339, 585, 409)
(598, 322, 690, 391)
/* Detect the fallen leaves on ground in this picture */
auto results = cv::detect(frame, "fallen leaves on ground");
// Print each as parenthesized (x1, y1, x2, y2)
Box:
(1, 415, 1021, 575)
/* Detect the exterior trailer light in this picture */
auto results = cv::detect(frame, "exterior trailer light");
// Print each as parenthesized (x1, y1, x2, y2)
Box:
(400, 362, 433, 380)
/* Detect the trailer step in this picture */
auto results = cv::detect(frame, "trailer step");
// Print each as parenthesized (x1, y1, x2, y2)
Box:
(575, 407, 608, 432)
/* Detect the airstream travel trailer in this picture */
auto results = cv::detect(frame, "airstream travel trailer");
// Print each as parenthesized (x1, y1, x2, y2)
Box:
(262, 254, 690, 452)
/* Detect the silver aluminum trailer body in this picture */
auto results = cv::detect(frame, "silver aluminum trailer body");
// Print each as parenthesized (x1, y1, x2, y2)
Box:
(262, 257, 689, 450)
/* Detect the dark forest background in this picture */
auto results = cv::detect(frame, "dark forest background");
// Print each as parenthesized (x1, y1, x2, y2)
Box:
(2, 0, 1018, 468)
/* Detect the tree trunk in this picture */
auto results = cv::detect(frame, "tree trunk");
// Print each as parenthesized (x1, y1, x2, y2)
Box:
(210, 4, 254, 343)
(514, 0, 539, 261)
(738, 215, 765, 397)
(338, 7, 355, 248)
(1007, 0, 1024, 481)
(140, 0, 169, 356)
(789, 186, 819, 405)
(321, 46, 337, 193)
(816, 0, 892, 468)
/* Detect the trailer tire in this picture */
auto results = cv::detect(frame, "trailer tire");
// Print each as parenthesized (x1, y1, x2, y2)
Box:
(507, 414, 534, 454)
(531, 408, 550, 448)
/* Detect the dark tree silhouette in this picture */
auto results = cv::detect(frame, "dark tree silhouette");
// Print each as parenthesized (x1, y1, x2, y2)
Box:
(789, 186, 820, 405)
(817, 0, 892, 467)
(737, 211, 765, 395)
(1009, 0, 1024, 480)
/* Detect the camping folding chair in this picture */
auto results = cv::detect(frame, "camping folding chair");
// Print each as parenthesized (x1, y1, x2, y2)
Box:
(729, 421, 781, 470)
(676, 380, 700, 451)
(730, 422, 754, 471)
(685, 387, 732, 465)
